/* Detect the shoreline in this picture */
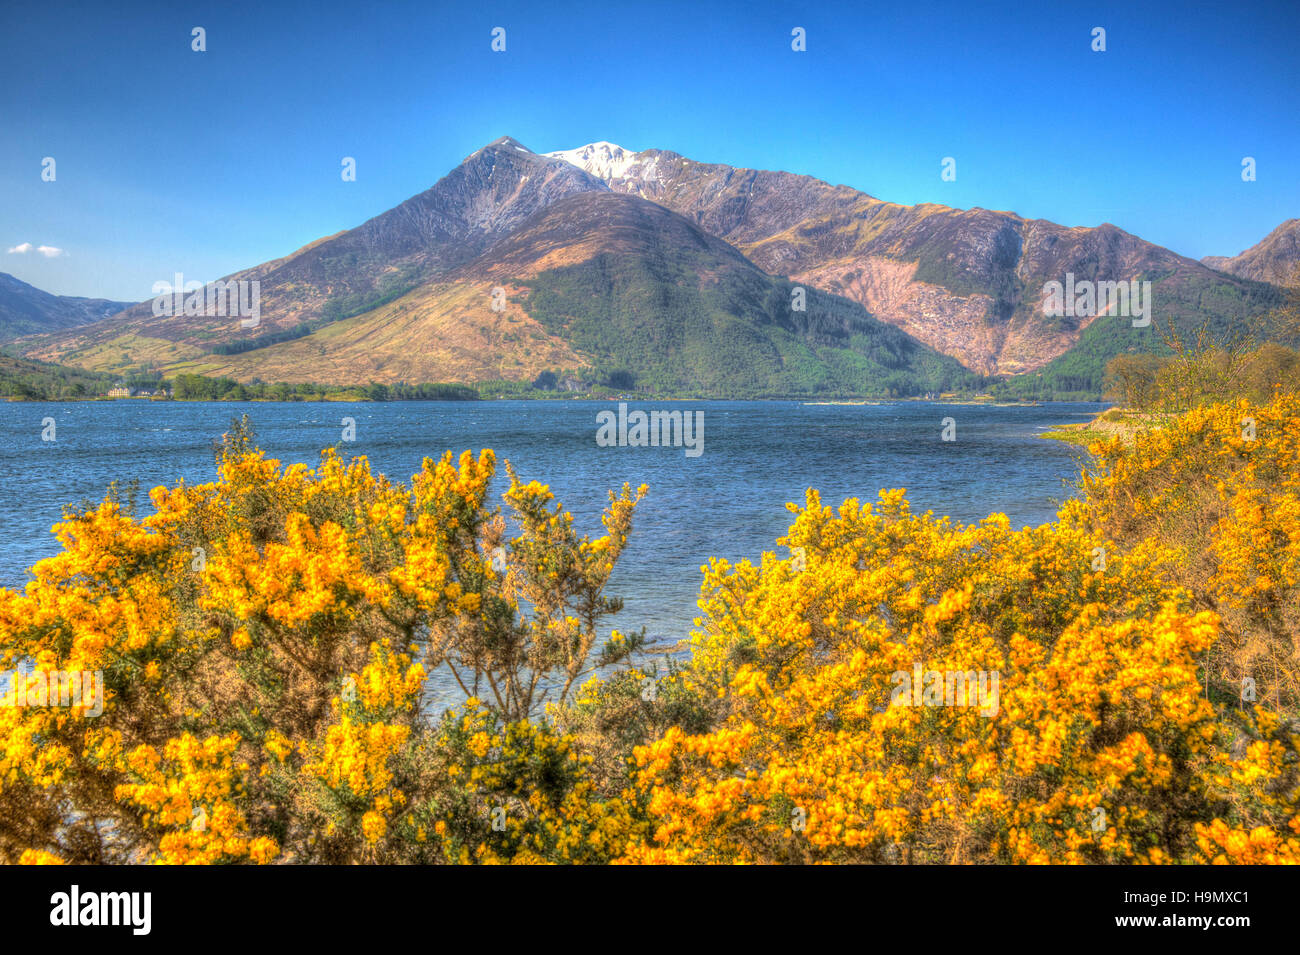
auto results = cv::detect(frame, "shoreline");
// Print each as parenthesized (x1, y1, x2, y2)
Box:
(1038, 407, 1169, 447)
(5, 393, 1092, 406)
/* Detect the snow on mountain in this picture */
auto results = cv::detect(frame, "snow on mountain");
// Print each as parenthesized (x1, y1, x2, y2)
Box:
(545, 142, 641, 182)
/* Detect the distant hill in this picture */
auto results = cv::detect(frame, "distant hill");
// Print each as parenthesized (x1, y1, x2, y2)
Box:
(1203, 219, 1300, 286)
(0, 272, 132, 341)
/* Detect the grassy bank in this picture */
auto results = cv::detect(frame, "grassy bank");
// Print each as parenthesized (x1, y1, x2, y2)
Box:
(1039, 407, 1172, 447)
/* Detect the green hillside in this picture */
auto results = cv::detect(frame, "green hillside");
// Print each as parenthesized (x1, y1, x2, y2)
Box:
(0, 354, 125, 399)
(519, 252, 979, 398)
(993, 270, 1288, 400)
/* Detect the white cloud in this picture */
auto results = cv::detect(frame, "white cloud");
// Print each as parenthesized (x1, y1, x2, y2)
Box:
(7, 242, 65, 257)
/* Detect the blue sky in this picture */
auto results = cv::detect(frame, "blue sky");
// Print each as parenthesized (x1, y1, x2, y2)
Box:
(3, 0, 1298, 300)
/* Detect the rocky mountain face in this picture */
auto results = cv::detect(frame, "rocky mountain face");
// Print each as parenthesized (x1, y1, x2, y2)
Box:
(458, 189, 758, 279)
(0, 272, 132, 342)
(1203, 219, 1300, 286)
(552, 144, 1270, 376)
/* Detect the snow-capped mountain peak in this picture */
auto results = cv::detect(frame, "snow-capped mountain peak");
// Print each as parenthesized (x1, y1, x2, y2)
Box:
(545, 142, 640, 181)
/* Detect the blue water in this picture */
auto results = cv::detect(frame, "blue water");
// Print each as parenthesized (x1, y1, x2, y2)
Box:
(0, 400, 1100, 653)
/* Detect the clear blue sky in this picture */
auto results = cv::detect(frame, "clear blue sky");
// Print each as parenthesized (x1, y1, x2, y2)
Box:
(3, 0, 1297, 300)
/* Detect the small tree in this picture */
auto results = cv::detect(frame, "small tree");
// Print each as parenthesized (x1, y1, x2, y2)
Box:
(1103, 353, 1164, 409)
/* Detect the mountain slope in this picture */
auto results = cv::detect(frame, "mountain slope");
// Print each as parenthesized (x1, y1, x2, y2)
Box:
(125, 191, 972, 395)
(151, 278, 586, 387)
(1203, 219, 1300, 286)
(0, 273, 132, 342)
(995, 273, 1288, 399)
(0, 353, 122, 399)
(478, 191, 974, 395)
(20, 137, 607, 362)
(548, 143, 1279, 378)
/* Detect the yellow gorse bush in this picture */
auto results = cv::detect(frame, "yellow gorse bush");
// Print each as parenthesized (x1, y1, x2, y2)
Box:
(624, 393, 1300, 864)
(0, 418, 647, 864)
(1082, 392, 1300, 708)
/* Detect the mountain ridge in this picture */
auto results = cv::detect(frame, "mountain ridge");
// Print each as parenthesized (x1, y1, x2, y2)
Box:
(1203, 218, 1300, 286)
(545, 141, 1277, 377)
(17, 137, 1294, 397)
(0, 272, 134, 342)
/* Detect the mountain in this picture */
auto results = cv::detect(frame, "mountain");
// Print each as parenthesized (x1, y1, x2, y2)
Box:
(19, 137, 1289, 397)
(0, 272, 132, 342)
(1203, 219, 1300, 286)
(20, 139, 971, 396)
(546, 143, 1282, 380)
(60, 190, 969, 396)
(19, 137, 604, 364)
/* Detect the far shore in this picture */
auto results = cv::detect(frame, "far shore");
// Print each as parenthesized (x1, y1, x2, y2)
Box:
(5, 392, 1088, 405)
